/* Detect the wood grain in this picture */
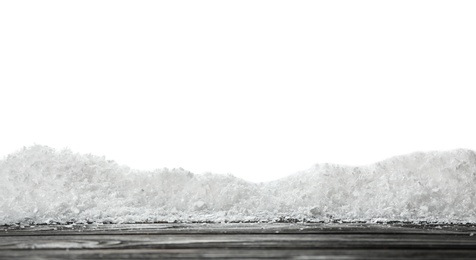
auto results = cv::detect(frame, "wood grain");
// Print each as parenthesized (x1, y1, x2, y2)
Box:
(1, 223, 475, 259)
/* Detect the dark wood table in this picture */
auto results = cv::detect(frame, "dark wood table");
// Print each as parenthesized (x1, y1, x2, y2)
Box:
(1, 222, 476, 259)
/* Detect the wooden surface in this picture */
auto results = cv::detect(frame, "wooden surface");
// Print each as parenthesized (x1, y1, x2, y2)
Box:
(1, 222, 476, 259)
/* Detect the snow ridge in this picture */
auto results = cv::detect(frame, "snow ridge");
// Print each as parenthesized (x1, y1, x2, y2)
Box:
(1, 145, 475, 224)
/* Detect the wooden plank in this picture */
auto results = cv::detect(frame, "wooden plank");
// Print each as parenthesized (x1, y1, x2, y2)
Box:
(3, 222, 475, 235)
(2, 249, 476, 260)
(1, 223, 476, 259)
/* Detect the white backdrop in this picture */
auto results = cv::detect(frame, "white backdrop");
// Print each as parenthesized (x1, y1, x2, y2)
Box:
(1, 1, 475, 182)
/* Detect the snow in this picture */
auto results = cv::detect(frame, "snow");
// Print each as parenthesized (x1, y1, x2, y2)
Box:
(1, 145, 476, 225)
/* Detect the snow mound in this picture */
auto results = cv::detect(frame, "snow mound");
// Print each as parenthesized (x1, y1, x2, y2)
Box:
(1, 145, 475, 224)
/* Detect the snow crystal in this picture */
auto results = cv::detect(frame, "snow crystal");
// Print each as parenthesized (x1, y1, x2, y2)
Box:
(1, 145, 475, 225)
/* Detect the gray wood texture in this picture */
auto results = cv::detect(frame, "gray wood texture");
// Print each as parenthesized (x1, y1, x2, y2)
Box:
(1, 223, 476, 259)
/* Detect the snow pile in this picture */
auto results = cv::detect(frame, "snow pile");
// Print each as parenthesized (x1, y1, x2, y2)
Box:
(1, 145, 475, 225)
(269, 150, 476, 222)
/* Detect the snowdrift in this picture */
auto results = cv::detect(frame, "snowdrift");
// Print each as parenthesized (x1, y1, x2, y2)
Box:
(1, 145, 475, 225)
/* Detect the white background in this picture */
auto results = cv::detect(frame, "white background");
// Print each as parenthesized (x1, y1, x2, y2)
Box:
(1, 1, 475, 182)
